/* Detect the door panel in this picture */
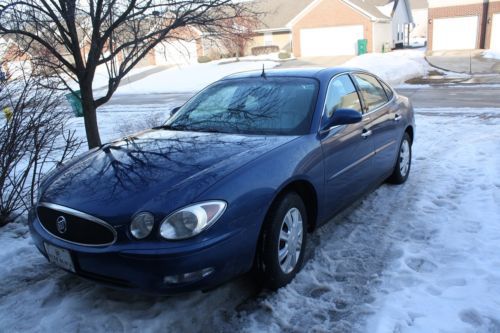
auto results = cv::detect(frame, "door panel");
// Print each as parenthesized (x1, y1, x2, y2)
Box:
(321, 121, 375, 216)
(368, 104, 400, 178)
(320, 75, 375, 218)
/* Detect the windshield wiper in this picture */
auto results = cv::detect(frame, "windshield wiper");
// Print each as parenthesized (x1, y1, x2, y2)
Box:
(201, 128, 224, 133)
(153, 124, 186, 131)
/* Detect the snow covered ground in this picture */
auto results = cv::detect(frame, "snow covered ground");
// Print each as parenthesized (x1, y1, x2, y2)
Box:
(106, 49, 430, 96)
(114, 60, 279, 94)
(483, 50, 500, 60)
(1, 105, 499, 332)
(341, 49, 430, 85)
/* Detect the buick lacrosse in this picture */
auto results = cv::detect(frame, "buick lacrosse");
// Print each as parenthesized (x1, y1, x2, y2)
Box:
(29, 67, 415, 293)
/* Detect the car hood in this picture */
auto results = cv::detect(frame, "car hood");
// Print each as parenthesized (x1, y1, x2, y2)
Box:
(42, 129, 297, 224)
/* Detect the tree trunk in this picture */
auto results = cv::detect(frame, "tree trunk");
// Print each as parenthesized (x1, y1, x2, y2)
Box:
(80, 83, 102, 149)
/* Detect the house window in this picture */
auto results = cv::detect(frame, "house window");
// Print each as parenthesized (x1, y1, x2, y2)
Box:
(264, 32, 273, 46)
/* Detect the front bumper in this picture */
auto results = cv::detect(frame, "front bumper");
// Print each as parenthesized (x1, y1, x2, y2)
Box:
(29, 216, 256, 294)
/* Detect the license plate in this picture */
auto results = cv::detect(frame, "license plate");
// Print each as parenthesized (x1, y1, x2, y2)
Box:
(44, 243, 76, 273)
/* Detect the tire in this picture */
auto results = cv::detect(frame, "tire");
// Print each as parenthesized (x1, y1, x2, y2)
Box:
(388, 132, 412, 184)
(255, 192, 308, 290)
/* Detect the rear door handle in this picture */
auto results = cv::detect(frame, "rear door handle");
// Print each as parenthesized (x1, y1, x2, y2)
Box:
(361, 129, 372, 139)
(394, 114, 402, 122)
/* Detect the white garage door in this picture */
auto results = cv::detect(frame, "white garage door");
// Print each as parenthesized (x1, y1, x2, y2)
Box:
(300, 25, 364, 56)
(491, 14, 500, 51)
(433, 16, 478, 50)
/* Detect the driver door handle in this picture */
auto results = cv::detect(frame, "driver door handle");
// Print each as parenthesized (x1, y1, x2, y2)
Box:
(361, 129, 372, 139)
(394, 114, 402, 122)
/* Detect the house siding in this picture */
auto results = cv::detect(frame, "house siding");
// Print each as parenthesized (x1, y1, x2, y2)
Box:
(428, 1, 500, 50)
(246, 31, 292, 54)
(291, 0, 373, 57)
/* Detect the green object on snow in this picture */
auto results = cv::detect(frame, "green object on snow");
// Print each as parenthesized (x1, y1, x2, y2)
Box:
(65, 90, 83, 117)
(357, 39, 368, 55)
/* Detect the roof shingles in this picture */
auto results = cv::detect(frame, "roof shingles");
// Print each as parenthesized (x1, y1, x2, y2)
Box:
(251, 0, 395, 31)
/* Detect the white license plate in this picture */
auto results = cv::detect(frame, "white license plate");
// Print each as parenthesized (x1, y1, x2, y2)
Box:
(44, 243, 76, 273)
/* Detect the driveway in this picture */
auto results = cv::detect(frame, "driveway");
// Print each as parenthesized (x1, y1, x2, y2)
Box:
(426, 49, 500, 74)
(280, 55, 355, 68)
(106, 85, 500, 110)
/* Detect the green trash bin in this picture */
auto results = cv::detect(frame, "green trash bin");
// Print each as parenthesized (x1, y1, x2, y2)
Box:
(357, 39, 368, 55)
(65, 90, 84, 117)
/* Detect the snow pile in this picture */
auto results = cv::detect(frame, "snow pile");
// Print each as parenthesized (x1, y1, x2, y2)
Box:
(482, 50, 500, 60)
(343, 49, 429, 85)
(115, 60, 279, 94)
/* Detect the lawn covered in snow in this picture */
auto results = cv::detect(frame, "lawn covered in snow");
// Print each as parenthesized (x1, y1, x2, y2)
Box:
(108, 49, 430, 96)
(1, 106, 499, 332)
(114, 59, 280, 94)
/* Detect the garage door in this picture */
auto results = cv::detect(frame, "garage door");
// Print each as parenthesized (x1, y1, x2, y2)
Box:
(491, 14, 500, 51)
(433, 16, 478, 50)
(300, 25, 364, 56)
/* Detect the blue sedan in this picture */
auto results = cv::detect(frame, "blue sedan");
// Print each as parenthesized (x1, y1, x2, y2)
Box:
(29, 67, 415, 293)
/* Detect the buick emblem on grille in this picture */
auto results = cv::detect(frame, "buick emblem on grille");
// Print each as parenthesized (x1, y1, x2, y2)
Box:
(56, 216, 67, 234)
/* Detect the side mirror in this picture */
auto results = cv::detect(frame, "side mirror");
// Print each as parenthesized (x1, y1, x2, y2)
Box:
(170, 106, 181, 116)
(323, 108, 362, 129)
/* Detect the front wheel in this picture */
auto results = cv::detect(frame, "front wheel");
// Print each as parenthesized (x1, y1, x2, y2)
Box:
(255, 192, 308, 290)
(388, 132, 412, 184)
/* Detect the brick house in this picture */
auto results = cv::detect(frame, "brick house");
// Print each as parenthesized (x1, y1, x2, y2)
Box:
(248, 0, 414, 57)
(428, 0, 500, 51)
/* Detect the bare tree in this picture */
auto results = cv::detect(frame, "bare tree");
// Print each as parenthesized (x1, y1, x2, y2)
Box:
(0, 0, 255, 149)
(0, 62, 81, 226)
(217, 15, 258, 59)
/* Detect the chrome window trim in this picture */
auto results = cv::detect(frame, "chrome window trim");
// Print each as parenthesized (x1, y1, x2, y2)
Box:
(321, 73, 362, 121)
(37, 202, 117, 247)
(319, 70, 396, 133)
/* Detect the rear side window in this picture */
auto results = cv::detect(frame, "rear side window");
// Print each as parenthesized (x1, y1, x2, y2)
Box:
(353, 74, 389, 112)
(324, 75, 362, 118)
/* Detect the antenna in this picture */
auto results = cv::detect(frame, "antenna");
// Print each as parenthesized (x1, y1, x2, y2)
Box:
(261, 64, 266, 79)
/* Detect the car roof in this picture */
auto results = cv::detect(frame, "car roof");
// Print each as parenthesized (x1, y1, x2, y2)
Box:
(222, 67, 361, 81)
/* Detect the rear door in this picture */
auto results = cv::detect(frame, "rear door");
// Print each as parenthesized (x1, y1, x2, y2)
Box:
(351, 73, 400, 181)
(320, 74, 376, 217)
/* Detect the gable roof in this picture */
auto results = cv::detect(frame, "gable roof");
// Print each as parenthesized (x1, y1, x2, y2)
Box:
(409, 0, 428, 10)
(251, 0, 402, 32)
(251, 0, 314, 31)
(343, 0, 392, 20)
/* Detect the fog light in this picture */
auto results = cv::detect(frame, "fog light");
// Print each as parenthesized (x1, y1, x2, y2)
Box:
(163, 267, 214, 284)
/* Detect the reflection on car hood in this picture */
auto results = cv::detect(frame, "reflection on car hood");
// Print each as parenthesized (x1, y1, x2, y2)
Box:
(42, 129, 297, 224)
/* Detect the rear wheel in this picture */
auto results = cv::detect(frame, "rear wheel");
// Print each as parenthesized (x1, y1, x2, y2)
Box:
(388, 132, 412, 184)
(255, 192, 307, 290)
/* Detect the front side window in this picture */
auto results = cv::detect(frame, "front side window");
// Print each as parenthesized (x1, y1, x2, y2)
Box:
(381, 80, 394, 100)
(324, 74, 362, 118)
(166, 77, 319, 135)
(353, 73, 389, 112)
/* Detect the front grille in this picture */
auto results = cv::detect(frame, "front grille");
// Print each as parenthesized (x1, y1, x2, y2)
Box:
(77, 270, 134, 288)
(37, 203, 116, 246)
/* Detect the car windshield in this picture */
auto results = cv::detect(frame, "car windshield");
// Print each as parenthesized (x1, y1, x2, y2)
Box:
(165, 77, 318, 135)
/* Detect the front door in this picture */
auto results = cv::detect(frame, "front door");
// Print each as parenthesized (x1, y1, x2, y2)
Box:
(320, 74, 375, 218)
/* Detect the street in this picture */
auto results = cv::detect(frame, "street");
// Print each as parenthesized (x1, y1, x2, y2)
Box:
(106, 85, 500, 110)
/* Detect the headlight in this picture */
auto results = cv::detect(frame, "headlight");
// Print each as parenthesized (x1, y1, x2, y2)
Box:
(130, 212, 155, 239)
(160, 201, 226, 240)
